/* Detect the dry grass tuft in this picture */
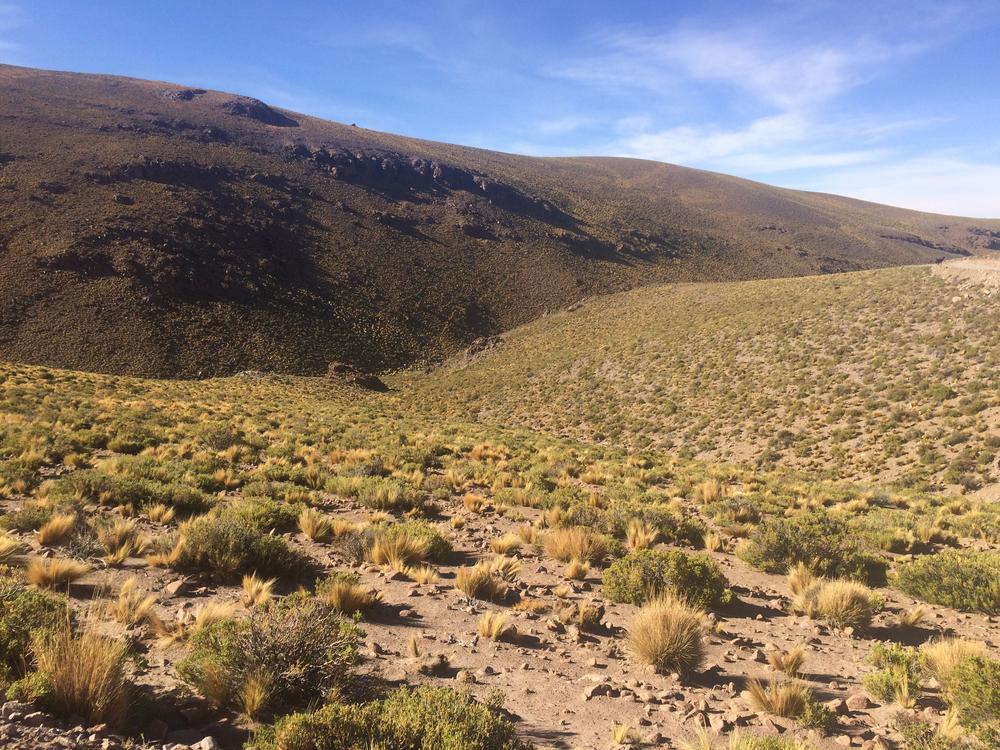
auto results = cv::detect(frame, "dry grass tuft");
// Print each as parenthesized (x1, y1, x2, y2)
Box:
(97, 518, 149, 564)
(627, 594, 704, 675)
(146, 503, 176, 524)
(27, 558, 90, 589)
(146, 539, 184, 568)
(477, 611, 515, 641)
(565, 557, 590, 580)
(786, 562, 815, 596)
(626, 518, 659, 551)
(455, 561, 508, 602)
(318, 579, 382, 614)
(298, 507, 333, 541)
(544, 526, 607, 563)
(0, 532, 23, 561)
(490, 533, 522, 555)
(792, 579, 880, 629)
(110, 577, 158, 627)
(368, 529, 431, 569)
(921, 638, 986, 688)
(33, 625, 129, 728)
(38, 512, 77, 546)
(241, 574, 276, 607)
(742, 679, 809, 718)
(768, 645, 806, 677)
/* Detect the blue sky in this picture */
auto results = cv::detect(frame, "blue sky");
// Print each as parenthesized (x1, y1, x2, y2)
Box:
(2, 0, 999, 217)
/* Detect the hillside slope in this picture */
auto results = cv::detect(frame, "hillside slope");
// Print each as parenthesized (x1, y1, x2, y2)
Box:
(403, 264, 1000, 491)
(2, 64, 999, 376)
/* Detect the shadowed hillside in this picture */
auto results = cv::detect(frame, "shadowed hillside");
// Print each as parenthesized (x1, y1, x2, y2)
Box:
(1, 64, 998, 377)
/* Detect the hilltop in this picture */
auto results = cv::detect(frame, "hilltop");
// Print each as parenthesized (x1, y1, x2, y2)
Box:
(2, 64, 999, 377)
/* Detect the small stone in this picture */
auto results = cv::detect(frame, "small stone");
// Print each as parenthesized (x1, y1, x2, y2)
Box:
(846, 694, 873, 711)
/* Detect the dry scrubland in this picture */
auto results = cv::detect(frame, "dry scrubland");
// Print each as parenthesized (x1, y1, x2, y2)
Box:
(0, 265, 998, 750)
(409, 266, 1000, 492)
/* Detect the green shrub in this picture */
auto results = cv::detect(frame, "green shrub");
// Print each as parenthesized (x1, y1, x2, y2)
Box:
(603, 501, 705, 547)
(356, 477, 424, 512)
(602, 549, 732, 609)
(260, 686, 532, 750)
(178, 510, 313, 580)
(0, 501, 54, 532)
(896, 714, 979, 750)
(894, 550, 1000, 614)
(0, 573, 67, 680)
(948, 656, 1000, 746)
(178, 596, 359, 718)
(375, 521, 451, 562)
(737, 511, 885, 583)
(863, 643, 922, 705)
(798, 696, 837, 732)
(217, 497, 299, 533)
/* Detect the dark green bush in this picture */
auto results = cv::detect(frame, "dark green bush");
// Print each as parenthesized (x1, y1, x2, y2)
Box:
(893, 550, 1000, 614)
(0, 572, 67, 681)
(260, 686, 532, 750)
(178, 510, 313, 580)
(217, 497, 299, 533)
(948, 656, 1000, 746)
(737, 511, 886, 583)
(602, 549, 732, 609)
(178, 596, 359, 717)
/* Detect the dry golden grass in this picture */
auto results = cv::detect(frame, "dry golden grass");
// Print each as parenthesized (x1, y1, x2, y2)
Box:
(627, 594, 704, 675)
(193, 602, 236, 633)
(146, 539, 184, 568)
(0, 532, 23, 562)
(792, 579, 880, 629)
(921, 638, 986, 688)
(27, 558, 90, 589)
(109, 577, 157, 627)
(742, 679, 809, 718)
(565, 557, 590, 580)
(368, 530, 431, 569)
(37, 512, 76, 546)
(556, 601, 604, 631)
(319, 579, 381, 614)
(97, 518, 149, 564)
(238, 670, 272, 721)
(490, 533, 522, 555)
(33, 625, 129, 728)
(611, 721, 637, 745)
(786, 562, 815, 597)
(544, 526, 607, 563)
(516, 524, 539, 545)
(898, 605, 927, 628)
(146, 503, 175, 524)
(625, 518, 659, 551)
(455, 561, 508, 602)
(408, 565, 439, 584)
(330, 518, 359, 537)
(298, 507, 333, 541)
(553, 584, 572, 599)
(768, 645, 806, 677)
(241, 574, 276, 607)
(477, 611, 514, 641)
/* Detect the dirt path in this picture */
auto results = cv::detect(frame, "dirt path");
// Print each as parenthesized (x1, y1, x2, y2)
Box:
(932, 255, 1000, 287)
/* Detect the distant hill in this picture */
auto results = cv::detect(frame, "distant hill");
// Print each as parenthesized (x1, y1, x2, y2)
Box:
(1, 64, 998, 377)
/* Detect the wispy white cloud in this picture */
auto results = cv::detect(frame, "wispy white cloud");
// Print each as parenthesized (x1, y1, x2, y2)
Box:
(799, 155, 1000, 218)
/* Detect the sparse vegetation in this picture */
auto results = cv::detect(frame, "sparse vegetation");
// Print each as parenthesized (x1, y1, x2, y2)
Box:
(894, 550, 1000, 614)
(603, 549, 732, 608)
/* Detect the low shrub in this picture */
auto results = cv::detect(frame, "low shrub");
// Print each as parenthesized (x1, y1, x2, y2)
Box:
(603, 501, 705, 548)
(863, 643, 922, 706)
(948, 656, 1000, 746)
(893, 550, 1000, 614)
(177, 511, 313, 580)
(177, 596, 359, 718)
(0, 573, 67, 680)
(602, 549, 732, 609)
(737, 511, 885, 583)
(260, 685, 532, 750)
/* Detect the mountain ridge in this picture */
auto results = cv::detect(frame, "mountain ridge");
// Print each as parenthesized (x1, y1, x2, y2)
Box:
(1, 63, 998, 377)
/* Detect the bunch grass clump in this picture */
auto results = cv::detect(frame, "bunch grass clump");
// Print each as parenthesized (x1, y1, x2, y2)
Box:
(627, 594, 704, 675)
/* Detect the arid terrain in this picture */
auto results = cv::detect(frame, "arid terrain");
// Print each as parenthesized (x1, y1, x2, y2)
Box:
(0, 66, 998, 750)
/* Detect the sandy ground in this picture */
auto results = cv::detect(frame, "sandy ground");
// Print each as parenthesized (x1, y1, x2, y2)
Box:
(932, 256, 1000, 288)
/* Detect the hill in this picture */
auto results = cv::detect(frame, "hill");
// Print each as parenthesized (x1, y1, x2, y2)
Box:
(2, 64, 999, 376)
(403, 263, 1000, 491)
